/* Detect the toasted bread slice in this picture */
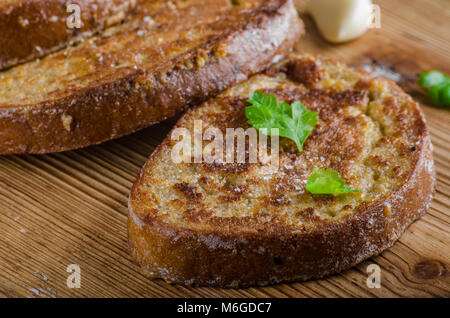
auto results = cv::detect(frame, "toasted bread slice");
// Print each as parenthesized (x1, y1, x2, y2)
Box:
(128, 54, 435, 287)
(0, 0, 302, 154)
(0, 0, 139, 70)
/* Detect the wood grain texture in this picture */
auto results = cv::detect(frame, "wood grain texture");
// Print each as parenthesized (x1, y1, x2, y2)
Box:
(0, 0, 449, 297)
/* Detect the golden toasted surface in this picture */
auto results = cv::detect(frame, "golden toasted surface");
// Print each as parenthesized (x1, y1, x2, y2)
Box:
(132, 54, 429, 234)
(0, 0, 272, 106)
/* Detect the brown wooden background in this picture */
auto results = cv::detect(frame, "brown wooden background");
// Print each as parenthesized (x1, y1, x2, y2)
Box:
(0, 0, 448, 297)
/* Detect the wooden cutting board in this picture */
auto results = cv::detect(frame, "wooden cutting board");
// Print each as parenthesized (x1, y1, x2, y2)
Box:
(0, 0, 448, 298)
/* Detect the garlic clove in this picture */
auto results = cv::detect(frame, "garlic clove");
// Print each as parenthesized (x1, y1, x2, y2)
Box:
(307, 0, 373, 43)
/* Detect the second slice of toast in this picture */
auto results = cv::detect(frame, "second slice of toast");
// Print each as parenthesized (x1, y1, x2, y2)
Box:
(0, 0, 303, 154)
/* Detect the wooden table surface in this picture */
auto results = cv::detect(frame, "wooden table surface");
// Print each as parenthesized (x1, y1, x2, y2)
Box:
(0, 0, 449, 298)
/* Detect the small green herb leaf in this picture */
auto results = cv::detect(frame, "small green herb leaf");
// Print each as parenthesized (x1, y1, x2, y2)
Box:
(419, 71, 448, 88)
(306, 167, 360, 194)
(245, 92, 318, 152)
(419, 70, 450, 108)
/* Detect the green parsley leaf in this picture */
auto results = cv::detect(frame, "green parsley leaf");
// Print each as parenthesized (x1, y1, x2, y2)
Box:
(245, 92, 318, 152)
(306, 167, 360, 194)
(419, 70, 448, 88)
(418, 70, 450, 108)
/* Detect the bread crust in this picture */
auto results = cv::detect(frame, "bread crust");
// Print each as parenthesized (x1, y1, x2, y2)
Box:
(128, 56, 435, 288)
(0, 0, 138, 70)
(0, 0, 303, 154)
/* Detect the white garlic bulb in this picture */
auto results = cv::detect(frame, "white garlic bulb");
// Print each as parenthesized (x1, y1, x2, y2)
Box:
(307, 0, 373, 43)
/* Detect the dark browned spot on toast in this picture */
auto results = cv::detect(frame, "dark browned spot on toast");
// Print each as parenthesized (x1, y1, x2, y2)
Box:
(261, 88, 368, 111)
(260, 88, 304, 102)
(142, 209, 160, 223)
(197, 97, 248, 131)
(218, 184, 249, 202)
(354, 79, 371, 90)
(182, 207, 212, 223)
(198, 176, 211, 185)
(262, 194, 291, 207)
(295, 208, 321, 223)
(286, 58, 324, 86)
(333, 90, 369, 107)
(367, 154, 389, 167)
(301, 89, 368, 113)
(202, 162, 250, 174)
(173, 182, 202, 200)
(169, 199, 185, 210)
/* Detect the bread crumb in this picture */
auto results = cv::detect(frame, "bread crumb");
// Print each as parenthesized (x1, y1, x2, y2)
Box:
(18, 17, 29, 27)
(62, 115, 73, 132)
(383, 203, 391, 217)
(144, 16, 155, 25)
